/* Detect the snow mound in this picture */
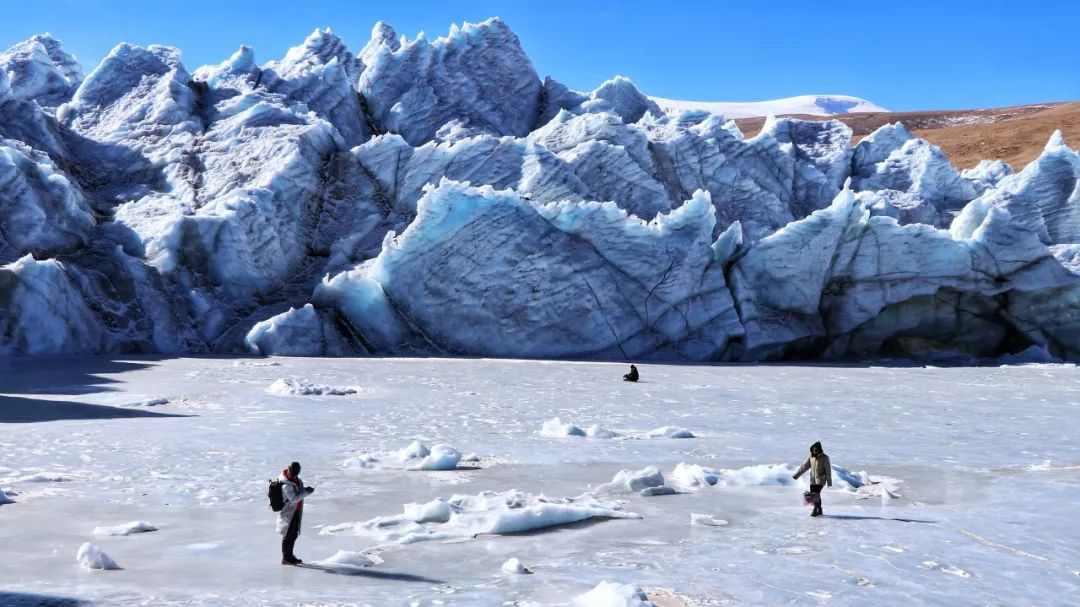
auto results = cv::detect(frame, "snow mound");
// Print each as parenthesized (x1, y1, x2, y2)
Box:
(320, 489, 640, 544)
(690, 513, 728, 527)
(267, 378, 361, 396)
(646, 426, 695, 439)
(317, 550, 376, 568)
(594, 466, 675, 496)
(76, 543, 120, 570)
(573, 581, 656, 607)
(501, 557, 529, 573)
(540, 417, 587, 438)
(92, 521, 157, 536)
(130, 397, 168, 407)
(417, 444, 462, 471)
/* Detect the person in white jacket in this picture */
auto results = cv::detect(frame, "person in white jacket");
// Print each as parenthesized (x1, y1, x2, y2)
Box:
(277, 461, 314, 565)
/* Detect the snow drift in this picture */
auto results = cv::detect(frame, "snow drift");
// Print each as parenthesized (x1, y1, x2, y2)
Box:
(2, 21, 1080, 362)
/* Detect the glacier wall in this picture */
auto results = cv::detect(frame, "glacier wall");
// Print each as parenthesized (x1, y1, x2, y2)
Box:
(3, 18, 1080, 362)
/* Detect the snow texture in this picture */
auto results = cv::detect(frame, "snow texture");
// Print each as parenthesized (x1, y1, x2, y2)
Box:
(2, 20, 1080, 363)
(651, 94, 887, 119)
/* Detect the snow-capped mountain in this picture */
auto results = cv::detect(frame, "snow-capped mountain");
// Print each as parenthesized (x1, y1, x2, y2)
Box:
(2, 18, 1079, 362)
(650, 94, 888, 119)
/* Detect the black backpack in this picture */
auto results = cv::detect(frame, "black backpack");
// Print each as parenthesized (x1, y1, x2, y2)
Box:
(268, 479, 285, 512)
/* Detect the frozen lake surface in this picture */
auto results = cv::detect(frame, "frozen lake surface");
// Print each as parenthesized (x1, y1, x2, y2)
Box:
(1, 357, 1078, 606)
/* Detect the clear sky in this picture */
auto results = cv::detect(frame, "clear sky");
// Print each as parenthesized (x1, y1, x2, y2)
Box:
(2, 0, 1077, 111)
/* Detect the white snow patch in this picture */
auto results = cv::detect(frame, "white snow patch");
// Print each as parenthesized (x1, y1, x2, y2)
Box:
(573, 581, 656, 607)
(321, 489, 639, 544)
(76, 543, 120, 570)
(92, 521, 157, 536)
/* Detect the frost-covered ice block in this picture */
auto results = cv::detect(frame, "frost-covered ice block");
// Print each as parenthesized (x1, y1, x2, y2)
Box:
(0, 487, 13, 504)
(76, 543, 120, 570)
(314, 180, 743, 360)
(501, 557, 529, 573)
(963, 159, 1014, 195)
(398, 440, 431, 461)
(0, 256, 105, 355)
(316, 550, 375, 568)
(646, 426, 694, 439)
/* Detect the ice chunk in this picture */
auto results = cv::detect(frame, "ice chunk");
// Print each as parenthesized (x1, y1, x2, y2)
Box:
(690, 513, 728, 527)
(266, 378, 361, 396)
(0, 34, 84, 107)
(404, 499, 453, 523)
(398, 440, 431, 461)
(417, 444, 462, 471)
(93, 521, 157, 536)
(573, 581, 656, 607)
(342, 454, 380, 470)
(316, 550, 376, 568)
(501, 557, 529, 573)
(540, 418, 587, 438)
(646, 426, 695, 439)
(586, 424, 619, 439)
(594, 466, 674, 496)
(590, 76, 662, 124)
(76, 543, 120, 570)
(0, 488, 13, 504)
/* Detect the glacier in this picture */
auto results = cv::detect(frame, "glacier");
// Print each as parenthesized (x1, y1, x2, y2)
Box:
(2, 18, 1080, 362)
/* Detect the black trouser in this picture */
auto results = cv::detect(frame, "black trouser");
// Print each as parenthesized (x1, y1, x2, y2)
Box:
(282, 508, 303, 559)
(810, 484, 824, 513)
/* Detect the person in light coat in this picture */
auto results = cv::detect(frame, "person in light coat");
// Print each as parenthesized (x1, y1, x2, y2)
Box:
(277, 461, 314, 565)
(792, 441, 832, 517)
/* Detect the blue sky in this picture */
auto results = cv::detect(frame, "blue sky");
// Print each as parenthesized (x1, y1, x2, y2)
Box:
(2, 0, 1077, 111)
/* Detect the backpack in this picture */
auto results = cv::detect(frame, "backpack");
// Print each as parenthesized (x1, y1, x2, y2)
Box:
(268, 479, 285, 512)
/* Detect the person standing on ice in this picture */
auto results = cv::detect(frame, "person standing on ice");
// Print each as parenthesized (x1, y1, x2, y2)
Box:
(792, 442, 832, 517)
(278, 461, 314, 565)
(623, 364, 639, 382)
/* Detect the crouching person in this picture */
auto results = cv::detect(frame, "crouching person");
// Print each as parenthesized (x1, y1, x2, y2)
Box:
(793, 441, 831, 517)
(278, 461, 314, 565)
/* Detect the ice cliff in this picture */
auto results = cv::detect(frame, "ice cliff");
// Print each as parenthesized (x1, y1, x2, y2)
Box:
(3, 18, 1080, 361)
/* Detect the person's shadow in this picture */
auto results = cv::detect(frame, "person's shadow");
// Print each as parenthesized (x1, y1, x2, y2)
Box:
(297, 563, 445, 584)
(825, 514, 936, 524)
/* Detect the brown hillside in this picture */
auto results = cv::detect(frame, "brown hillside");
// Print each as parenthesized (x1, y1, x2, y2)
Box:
(734, 101, 1080, 170)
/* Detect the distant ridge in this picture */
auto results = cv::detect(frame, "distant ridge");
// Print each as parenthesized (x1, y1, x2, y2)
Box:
(650, 94, 888, 119)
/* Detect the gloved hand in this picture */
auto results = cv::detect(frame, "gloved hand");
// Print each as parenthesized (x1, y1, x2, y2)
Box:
(305, 486, 315, 493)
